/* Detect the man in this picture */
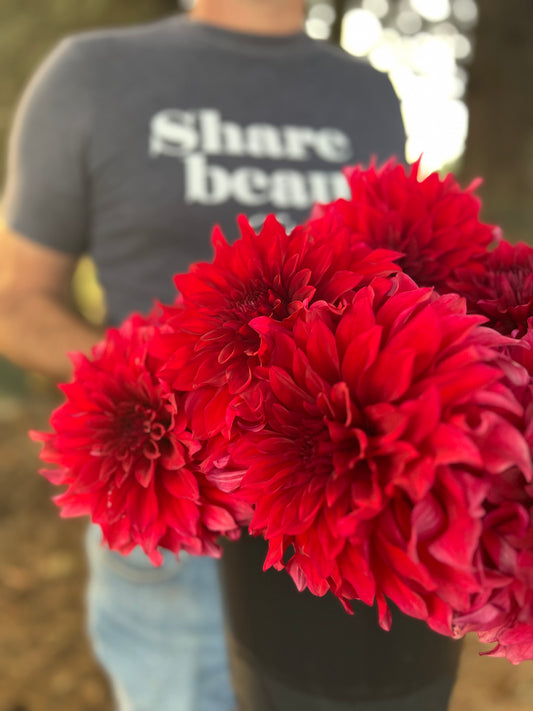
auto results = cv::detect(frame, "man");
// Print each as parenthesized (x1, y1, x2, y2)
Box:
(0, 1, 408, 709)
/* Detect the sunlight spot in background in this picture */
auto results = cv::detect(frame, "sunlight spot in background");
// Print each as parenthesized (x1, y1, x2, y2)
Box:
(411, 0, 451, 23)
(341, 9, 382, 56)
(336, 0, 478, 174)
(182, 0, 478, 176)
(362, 0, 390, 19)
(306, 2, 337, 39)
(452, 0, 478, 26)
(396, 10, 423, 34)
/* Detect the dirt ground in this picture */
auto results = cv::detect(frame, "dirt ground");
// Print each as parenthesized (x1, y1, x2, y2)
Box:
(1, 394, 533, 711)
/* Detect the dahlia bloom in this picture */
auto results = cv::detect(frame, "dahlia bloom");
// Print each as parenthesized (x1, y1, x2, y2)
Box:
(447, 240, 533, 338)
(225, 276, 532, 638)
(308, 159, 497, 293)
(31, 314, 250, 563)
(151, 213, 399, 437)
(452, 467, 533, 664)
(33, 159, 533, 664)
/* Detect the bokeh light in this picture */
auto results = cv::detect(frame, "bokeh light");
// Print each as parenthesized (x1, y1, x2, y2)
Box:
(341, 9, 382, 57)
(452, 0, 478, 26)
(396, 10, 423, 35)
(334, 0, 478, 174)
(362, 0, 390, 19)
(306, 1, 336, 39)
(410, 0, 451, 23)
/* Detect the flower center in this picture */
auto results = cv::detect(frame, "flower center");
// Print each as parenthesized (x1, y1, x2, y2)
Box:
(296, 429, 335, 479)
(113, 401, 166, 454)
(299, 434, 317, 463)
(491, 265, 531, 304)
(234, 286, 274, 321)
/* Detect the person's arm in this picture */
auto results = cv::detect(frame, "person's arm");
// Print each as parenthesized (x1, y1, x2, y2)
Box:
(0, 224, 102, 381)
(0, 39, 103, 381)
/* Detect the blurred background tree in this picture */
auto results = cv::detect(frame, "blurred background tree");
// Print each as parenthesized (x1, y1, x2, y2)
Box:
(460, 0, 533, 241)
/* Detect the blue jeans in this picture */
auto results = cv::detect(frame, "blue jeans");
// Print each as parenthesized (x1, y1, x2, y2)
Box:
(85, 525, 236, 711)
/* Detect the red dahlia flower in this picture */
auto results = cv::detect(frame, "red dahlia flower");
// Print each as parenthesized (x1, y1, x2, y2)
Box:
(225, 276, 532, 638)
(31, 314, 250, 563)
(151, 213, 399, 437)
(446, 240, 533, 338)
(308, 159, 497, 293)
(452, 467, 533, 663)
(32, 156, 533, 665)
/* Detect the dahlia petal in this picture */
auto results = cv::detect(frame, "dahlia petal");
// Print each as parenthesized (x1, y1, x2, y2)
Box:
(127, 482, 159, 531)
(279, 493, 308, 535)
(144, 545, 164, 566)
(380, 568, 429, 622)
(297, 484, 324, 525)
(341, 326, 383, 393)
(319, 271, 362, 303)
(204, 466, 247, 493)
(185, 386, 232, 439)
(159, 438, 187, 470)
(166, 496, 200, 537)
(286, 554, 329, 596)
(65, 461, 107, 494)
(39, 466, 69, 485)
(195, 355, 230, 390)
(295, 351, 328, 400)
(197, 536, 224, 558)
(101, 517, 135, 554)
(325, 473, 351, 508)
(54, 492, 92, 517)
(431, 423, 483, 467)
(481, 624, 533, 664)
(337, 545, 376, 606)
(376, 288, 434, 340)
(433, 361, 500, 407)
(386, 303, 443, 374)
(399, 387, 442, 444)
(379, 537, 437, 591)
(471, 411, 533, 478)
(134, 457, 156, 488)
(307, 320, 341, 382)
(202, 504, 237, 532)
(137, 518, 168, 560)
(337, 290, 378, 351)
(428, 515, 481, 571)
(218, 341, 238, 365)
(410, 496, 445, 545)
(263, 535, 287, 570)
(376, 593, 392, 631)
(269, 366, 310, 410)
(287, 267, 312, 295)
(361, 347, 416, 404)
(162, 468, 200, 501)
(425, 596, 453, 636)
(226, 361, 252, 394)
(364, 402, 408, 443)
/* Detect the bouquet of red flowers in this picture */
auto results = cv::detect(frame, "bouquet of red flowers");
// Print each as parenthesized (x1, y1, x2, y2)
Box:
(32, 159, 533, 664)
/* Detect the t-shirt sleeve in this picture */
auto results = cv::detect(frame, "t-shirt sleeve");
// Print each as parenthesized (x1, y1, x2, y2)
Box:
(2, 37, 91, 255)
